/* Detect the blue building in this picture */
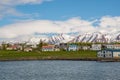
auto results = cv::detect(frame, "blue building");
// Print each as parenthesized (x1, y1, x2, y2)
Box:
(97, 49, 120, 58)
(68, 44, 79, 51)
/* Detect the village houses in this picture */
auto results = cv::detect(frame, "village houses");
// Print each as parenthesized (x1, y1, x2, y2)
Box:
(91, 44, 101, 50)
(105, 44, 120, 49)
(97, 49, 120, 58)
(97, 44, 120, 58)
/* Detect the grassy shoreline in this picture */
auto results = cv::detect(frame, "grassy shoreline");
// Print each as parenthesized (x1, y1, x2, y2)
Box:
(1, 50, 120, 62)
(0, 50, 97, 61)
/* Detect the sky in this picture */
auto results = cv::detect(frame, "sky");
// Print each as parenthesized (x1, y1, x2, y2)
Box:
(0, 0, 120, 41)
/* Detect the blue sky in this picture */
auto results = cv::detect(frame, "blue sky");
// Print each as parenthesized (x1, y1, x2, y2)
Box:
(0, 0, 120, 40)
(0, 0, 120, 26)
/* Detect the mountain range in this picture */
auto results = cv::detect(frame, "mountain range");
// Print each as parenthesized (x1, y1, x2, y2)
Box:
(28, 31, 120, 44)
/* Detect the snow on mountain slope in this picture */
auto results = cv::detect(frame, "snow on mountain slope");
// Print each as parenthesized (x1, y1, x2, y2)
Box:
(73, 32, 120, 43)
(28, 32, 120, 44)
(29, 37, 49, 44)
(111, 31, 120, 42)
(48, 34, 75, 44)
(28, 34, 75, 44)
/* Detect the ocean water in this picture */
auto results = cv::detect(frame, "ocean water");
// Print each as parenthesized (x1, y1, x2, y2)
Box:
(0, 60, 120, 80)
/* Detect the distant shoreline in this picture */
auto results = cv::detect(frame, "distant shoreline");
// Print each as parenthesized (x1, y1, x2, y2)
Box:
(0, 58, 120, 62)
(0, 57, 97, 61)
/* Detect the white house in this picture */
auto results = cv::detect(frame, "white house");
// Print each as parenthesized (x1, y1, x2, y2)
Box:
(97, 51, 105, 58)
(24, 47, 33, 52)
(112, 50, 120, 58)
(91, 44, 101, 50)
(68, 44, 79, 51)
(6, 47, 13, 50)
(97, 49, 120, 58)
(31, 44, 37, 48)
(54, 48, 60, 51)
(54, 45, 60, 51)
(106, 44, 114, 49)
(97, 50, 113, 58)
(82, 46, 90, 50)
(105, 44, 120, 49)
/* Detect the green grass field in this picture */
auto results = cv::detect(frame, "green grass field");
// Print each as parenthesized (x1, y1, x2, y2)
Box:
(0, 50, 97, 61)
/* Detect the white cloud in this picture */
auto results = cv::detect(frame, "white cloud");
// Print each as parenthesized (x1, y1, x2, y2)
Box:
(0, 17, 94, 39)
(96, 16, 120, 33)
(0, 0, 47, 5)
(0, 16, 120, 41)
(0, 0, 52, 18)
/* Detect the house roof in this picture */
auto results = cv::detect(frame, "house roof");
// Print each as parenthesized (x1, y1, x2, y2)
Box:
(106, 44, 120, 46)
(114, 44, 120, 47)
(42, 45, 54, 48)
(8, 45, 17, 49)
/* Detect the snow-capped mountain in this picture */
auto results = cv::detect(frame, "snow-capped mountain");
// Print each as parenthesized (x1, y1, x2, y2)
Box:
(28, 34, 75, 44)
(73, 32, 110, 43)
(28, 32, 120, 44)
(29, 37, 49, 44)
(73, 32, 120, 43)
(111, 31, 120, 42)
(48, 34, 75, 44)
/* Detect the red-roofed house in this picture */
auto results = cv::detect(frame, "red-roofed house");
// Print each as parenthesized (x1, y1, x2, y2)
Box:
(42, 45, 55, 51)
(6, 45, 17, 50)
(114, 44, 120, 49)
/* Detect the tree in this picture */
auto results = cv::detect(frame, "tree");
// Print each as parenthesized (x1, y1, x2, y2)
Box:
(1, 42, 7, 50)
(20, 42, 27, 51)
(37, 39, 43, 51)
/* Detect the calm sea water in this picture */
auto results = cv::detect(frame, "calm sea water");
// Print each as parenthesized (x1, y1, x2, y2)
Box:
(0, 61, 120, 80)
